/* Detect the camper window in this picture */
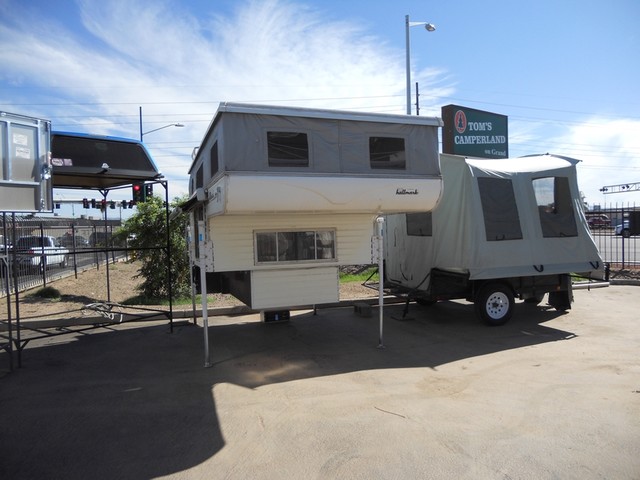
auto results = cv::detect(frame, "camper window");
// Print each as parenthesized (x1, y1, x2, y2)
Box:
(210, 141, 219, 178)
(369, 137, 406, 169)
(406, 212, 432, 236)
(533, 176, 578, 238)
(255, 230, 336, 264)
(477, 177, 523, 241)
(195, 164, 204, 189)
(267, 132, 309, 167)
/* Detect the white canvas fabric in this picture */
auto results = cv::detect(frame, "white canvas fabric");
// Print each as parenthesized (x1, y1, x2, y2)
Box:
(385, 153, 603, 289)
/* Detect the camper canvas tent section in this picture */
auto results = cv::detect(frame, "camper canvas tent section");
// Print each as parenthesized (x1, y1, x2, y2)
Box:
(185, 102, 443, 311)
(384, 153, 603, 325)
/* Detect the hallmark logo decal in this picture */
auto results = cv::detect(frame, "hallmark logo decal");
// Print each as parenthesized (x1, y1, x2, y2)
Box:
(396, 188, 418, 195)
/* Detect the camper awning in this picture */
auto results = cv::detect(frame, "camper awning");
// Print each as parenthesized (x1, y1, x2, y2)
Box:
(51, 132, 162, 189)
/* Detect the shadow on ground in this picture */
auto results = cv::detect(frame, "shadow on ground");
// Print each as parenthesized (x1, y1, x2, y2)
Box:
(0, 300, 572, 479)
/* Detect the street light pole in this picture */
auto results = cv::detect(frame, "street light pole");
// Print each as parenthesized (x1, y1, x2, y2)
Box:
(405, 14, 436, 115)
(139, 106, 184, 141)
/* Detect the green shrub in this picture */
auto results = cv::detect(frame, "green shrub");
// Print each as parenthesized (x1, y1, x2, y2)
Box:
(32, 286, 61, 300)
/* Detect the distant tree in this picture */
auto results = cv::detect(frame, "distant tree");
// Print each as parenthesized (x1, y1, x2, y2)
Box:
(116, 195, 190, 301)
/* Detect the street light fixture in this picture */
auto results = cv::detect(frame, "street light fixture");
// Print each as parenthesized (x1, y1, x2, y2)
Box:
(140, 122, 184, 142)
(405, 14, 436, 115)
(139, 105, 185, 141)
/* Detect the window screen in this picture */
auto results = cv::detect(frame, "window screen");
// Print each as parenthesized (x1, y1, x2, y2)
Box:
(210, 141, 219, 177)
(255, 230, 336, 263)
(533, 177, 578, 237)
(406, 212, 432, 236)
(477, 177, 523, 241)
(267, 132, 309, 167)
(369, 137, 406, 169)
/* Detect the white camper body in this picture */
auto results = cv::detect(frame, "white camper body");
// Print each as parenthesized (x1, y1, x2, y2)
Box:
(185, 103, 443, 311)
(384, 153, 603, 325)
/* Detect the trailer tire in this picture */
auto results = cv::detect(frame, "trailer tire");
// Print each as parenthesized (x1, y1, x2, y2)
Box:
(475, 283, 514, 326)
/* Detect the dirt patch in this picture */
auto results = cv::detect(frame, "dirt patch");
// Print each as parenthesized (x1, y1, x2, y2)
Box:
(1, 261, 377, 321)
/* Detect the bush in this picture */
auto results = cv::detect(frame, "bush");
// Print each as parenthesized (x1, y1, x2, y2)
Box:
(115, 195, 190, 301)
(32, 286, 61, 300)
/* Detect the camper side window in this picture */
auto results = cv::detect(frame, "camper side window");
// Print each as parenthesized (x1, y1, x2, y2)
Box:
(477, 177, 523, 241)
(369, 137, 406, 169)
(267, 132, 309, 167)
(196, 165, 204, 189)
(406, 212, 432, 236)
(210, 141, 219, 178)
(533, 177, 578, 237)
(255, 230, 336, 264)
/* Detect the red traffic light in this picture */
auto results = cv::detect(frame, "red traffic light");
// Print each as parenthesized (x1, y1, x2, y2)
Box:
(132, 183, 145, 203)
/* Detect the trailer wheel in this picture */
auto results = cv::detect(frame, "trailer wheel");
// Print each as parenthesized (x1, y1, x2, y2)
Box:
(475, 283, 514, 326)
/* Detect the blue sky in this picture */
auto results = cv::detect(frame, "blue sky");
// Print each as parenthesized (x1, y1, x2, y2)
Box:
(1, 0, 639, 217)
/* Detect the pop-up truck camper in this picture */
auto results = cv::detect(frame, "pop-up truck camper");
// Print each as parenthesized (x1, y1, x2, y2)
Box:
(183, 103, 443, 316)
(384, 153, 603, 325)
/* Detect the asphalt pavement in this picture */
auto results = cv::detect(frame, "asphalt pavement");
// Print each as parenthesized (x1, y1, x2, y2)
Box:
(1, 286, 639, 479)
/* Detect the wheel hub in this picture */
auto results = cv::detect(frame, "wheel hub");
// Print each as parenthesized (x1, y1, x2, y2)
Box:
(486, 292, 509, 319)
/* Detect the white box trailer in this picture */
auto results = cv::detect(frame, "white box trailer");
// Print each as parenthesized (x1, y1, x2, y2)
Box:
(0, 111, 53, 213)
(384, 153, 604, 325)
(183, 103, 443, 311)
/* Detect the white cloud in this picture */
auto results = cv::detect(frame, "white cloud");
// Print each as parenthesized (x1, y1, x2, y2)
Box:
(548, 118, 640, 207)
(1, 0, 455, 201)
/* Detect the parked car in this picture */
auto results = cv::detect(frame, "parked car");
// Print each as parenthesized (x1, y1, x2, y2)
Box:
(615, 221, 631, 238)
(57, 234, 90, 248)
(587, 214, 610, 229)
(14, 235, 69, 271)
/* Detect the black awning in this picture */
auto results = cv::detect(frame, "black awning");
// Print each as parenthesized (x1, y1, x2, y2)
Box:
(51, 132, 162, 189)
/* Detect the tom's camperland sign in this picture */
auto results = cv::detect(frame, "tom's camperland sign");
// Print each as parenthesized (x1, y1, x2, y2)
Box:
(441, 104, 508, 159)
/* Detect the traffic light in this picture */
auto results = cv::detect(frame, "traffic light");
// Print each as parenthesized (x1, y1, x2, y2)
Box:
(91, 198, 96, 208)
(128, 200, 134, 209)
(82, 198, 89, 208)
(144, 183, 153, 199)
(121, 200, 128, 208)
(110, 201, 116, 209)
(100, 199, 107, 211)
(132, 183, 144, 203)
